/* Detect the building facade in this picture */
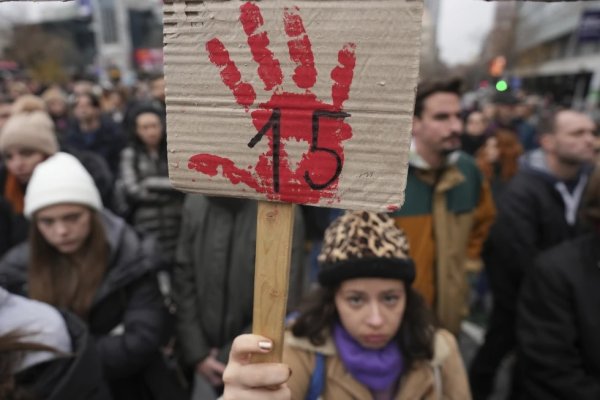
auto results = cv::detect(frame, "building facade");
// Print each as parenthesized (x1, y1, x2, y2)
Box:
(512, 1, 600, 109)
(0, 0, 163, 84)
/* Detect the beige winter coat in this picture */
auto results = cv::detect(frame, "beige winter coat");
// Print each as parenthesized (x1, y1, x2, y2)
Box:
(283, 329, 471, 400)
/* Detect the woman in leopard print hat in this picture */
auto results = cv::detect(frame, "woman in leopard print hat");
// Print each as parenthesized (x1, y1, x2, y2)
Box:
(222, 211, 471, 400)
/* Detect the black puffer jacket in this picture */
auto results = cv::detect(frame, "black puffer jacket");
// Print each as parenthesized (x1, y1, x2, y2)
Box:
(484, 150, 591, 299)
(16, 311, 113, 400)
(0, 210, 184, 400)
(517, 232, 600, 400)
(490, 151, 588, 256)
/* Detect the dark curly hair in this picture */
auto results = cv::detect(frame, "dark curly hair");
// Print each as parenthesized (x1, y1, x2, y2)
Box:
(291, 283, 436, 370)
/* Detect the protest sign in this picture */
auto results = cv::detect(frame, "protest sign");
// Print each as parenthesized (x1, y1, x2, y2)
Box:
(163, 0, 423, 362)
(164, 0, 423, 213)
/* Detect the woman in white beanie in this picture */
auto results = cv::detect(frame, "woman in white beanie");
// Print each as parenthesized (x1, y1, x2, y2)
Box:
(0, 153, 187, 400)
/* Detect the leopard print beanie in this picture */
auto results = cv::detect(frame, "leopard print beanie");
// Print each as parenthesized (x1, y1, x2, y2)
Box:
(317, 211, 415, 287)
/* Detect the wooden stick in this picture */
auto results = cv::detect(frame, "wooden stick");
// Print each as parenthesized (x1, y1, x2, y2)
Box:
(252, 201, 295, 362)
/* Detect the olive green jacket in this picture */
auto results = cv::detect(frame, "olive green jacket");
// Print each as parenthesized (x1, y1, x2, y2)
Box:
(173, 195, 306, 366)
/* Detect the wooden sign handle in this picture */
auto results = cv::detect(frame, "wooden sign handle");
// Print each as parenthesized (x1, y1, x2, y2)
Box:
(251, 201, 295, 363)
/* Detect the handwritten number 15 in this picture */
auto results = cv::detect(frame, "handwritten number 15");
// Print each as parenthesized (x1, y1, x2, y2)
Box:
(248, 109, 349, 193)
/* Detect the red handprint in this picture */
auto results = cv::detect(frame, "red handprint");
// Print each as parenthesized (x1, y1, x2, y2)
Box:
(188, 2, 356, 204)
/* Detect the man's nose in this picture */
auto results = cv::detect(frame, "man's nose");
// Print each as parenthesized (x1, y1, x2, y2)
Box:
(450, 116, 463, 134)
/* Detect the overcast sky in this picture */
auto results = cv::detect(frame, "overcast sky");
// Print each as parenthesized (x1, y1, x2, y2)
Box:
(437, 0, 497, 66)
(0, 1, 83, 25)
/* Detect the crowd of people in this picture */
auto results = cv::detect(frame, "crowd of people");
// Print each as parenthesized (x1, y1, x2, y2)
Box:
(0, 73, 598, 400)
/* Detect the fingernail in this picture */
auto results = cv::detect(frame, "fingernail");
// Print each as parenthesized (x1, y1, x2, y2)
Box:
(258, 340, 272, 351)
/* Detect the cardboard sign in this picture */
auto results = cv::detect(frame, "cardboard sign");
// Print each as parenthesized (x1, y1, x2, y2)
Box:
(164, 0, 423, 212)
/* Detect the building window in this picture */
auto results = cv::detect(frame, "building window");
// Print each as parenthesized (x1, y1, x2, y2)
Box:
(576, 40, 597, 56)
(100, 0, 118, 44)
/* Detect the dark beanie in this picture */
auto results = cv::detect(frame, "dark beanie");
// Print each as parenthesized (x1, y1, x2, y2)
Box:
(318, 211, 415, 287)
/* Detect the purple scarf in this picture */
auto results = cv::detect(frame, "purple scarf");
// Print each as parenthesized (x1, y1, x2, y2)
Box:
(333, 323, 404, 392)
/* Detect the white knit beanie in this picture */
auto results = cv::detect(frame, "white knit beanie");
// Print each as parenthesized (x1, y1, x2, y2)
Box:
(24, 152, 102, 218)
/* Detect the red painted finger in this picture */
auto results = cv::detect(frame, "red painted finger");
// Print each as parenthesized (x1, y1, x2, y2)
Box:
(188, 154, 264, 194)
(206, 38, 256, 109)
(283, 6, 316, 90)
(240, 2, 283, 91)
(331, 43, 357, 109)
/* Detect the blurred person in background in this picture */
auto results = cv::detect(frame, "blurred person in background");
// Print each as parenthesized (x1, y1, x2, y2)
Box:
(461, 110, 489, 156)
(516, 94, 541, 125)
(0, 96, 12, 133)
(517, 169, 600, 400)
(66, 92, 126, 176)
(488, 92, 518, 134)
(42, 86, 70, 138)
(516, 167, 600, 400)
(469, 109, 597, 400)
(488, 92, 538, 153)
(115, 104, 183, 277)
(475, 132, 523, 200)
(469, 132, 523, 326)
(124, 76, 166, 131)
(0, 111, 59, 253)
(0, 153, 186, 400)
(101, 87, 129, 125)
(70, 79, 96, 98)
(0, 286, 111, 400)
(513, 96, 538, 152)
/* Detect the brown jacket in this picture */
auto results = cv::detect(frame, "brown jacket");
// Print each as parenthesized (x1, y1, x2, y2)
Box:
(283, 329, 471, 400)
(392, 152, 496, 333)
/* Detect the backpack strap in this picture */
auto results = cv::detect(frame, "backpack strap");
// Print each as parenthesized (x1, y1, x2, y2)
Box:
(305, 352, 326, 400)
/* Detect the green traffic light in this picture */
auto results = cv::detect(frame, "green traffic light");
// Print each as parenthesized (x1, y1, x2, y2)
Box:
(496, 80, 508, 92)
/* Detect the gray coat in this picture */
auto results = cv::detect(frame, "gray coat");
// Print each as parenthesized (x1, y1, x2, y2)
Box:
(117, 146, 183, 264)
(173, 195, 306, 367)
